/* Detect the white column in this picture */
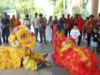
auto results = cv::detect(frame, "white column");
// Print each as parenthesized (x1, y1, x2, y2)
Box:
(91, 0, 99, 19)
(98, 0, 100, 13)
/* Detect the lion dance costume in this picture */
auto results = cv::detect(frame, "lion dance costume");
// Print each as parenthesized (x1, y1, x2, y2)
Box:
(52, 37, 100, 75)
(0, 25, 46, 70)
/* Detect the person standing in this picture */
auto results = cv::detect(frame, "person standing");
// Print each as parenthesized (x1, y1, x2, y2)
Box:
(83, 17, 89, 39)
(97, 13, 100, 34)
(70, 16, 74, 31)
(74, 14, 78, 22)
(23, 14, 31, 29)
(87, 15, 97, 47)
(52, 20, 59, 38)
(70, 23, 80, 44)
(1, 13, 10, 44)
(46, 16, 53, 42)
(48, 16, 53, 27)
(10, 15, 16, 30)
(38, 14, 47, 44)
(0, 19, 2, 45)
(66, 14, 73, 36)
(32, 13, 39, 41)
(67, 14, 71, 32)
(59, 14, 67, 33)
(74, 14, 85, 46)
(54, 16, 59, 23)
(97, 13, 100, 47)
(91, 27, 99, 53)
(14, 17, 21, 27)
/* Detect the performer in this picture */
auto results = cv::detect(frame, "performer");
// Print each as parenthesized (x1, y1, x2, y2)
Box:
(54, 28, 65, 38)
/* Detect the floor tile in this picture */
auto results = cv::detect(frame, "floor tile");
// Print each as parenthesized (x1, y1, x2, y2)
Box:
(0, 69, 4, 75)
(14, 68, 28, 75)
(1, 68, 17, 75)
(40, 67, 52, 75)
(27, 70, 40, 75)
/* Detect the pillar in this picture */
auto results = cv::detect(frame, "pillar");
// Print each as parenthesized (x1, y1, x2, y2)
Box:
(91, 0, 99, 19)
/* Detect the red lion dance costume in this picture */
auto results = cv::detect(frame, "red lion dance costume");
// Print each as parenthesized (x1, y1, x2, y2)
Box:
(52, 37, 100, 75)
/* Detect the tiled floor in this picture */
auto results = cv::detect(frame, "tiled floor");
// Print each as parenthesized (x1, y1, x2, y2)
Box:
(0, 39, 100, 75)
(0, 42, 53, 75)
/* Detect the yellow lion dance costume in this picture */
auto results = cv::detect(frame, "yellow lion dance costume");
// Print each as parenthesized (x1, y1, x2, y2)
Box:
(0, 25, 45, 71)
(8, 25, 36, 48)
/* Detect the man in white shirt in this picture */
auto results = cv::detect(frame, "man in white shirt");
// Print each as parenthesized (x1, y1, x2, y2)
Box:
(70, 23, 80, 44)
(23, 14, 31, 29)
(32, 13, 39, 41)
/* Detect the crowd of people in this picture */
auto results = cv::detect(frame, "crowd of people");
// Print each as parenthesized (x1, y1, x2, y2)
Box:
(0, 12, 100, 53)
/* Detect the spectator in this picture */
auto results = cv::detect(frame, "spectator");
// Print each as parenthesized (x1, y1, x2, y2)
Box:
(10, 15, 16, 30)
(38, 14, 47, 44)
(1, 13, 10, 44)
(83, 17, 89, 39)
(32, 13, 39, 41)
(23, 14, 31, 29)
(48, 16, 53, 27)
(97, 13, 100, 20)
(74, 14, 78, 22)
(54, 16, 59, 24)
(97, 13, 100, 34)
(97, 13, 100, 47)
(52, 20, 59, 38)
(87, 15, 97, 47)
(0, 19, 2, 45)
(46, 16, 53, 42)
(91, 27, 99, 53)
(64, 21, 68, 37)
(75, 14, 85, 46)
(7, 15, 10, 19)
(70, 23, 80, 44)
(44, 17, 47, 23)
(59, 14, 67, 32)
(14, 17, 21, 27)
(70, 16, 74, 31)
(66, 14, 73, 36)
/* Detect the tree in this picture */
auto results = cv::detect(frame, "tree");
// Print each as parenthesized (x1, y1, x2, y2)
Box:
(49, 0, 57, 5)
(82, 0, 90, 19)
(0, 0, 15, 13)
(50, 0, 68, 17)
(0, 0, 15, 18)
(0, 0, 36, 19)
(14, 0, 35, 19)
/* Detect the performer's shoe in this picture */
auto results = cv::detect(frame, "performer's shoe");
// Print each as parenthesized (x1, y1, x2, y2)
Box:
(37, 63, 43, 69)
(44, 53, 48, 58)
(44, 62, 51, 67)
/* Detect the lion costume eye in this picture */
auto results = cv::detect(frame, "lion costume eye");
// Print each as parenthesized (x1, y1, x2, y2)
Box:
(16, 29, 31, 43)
